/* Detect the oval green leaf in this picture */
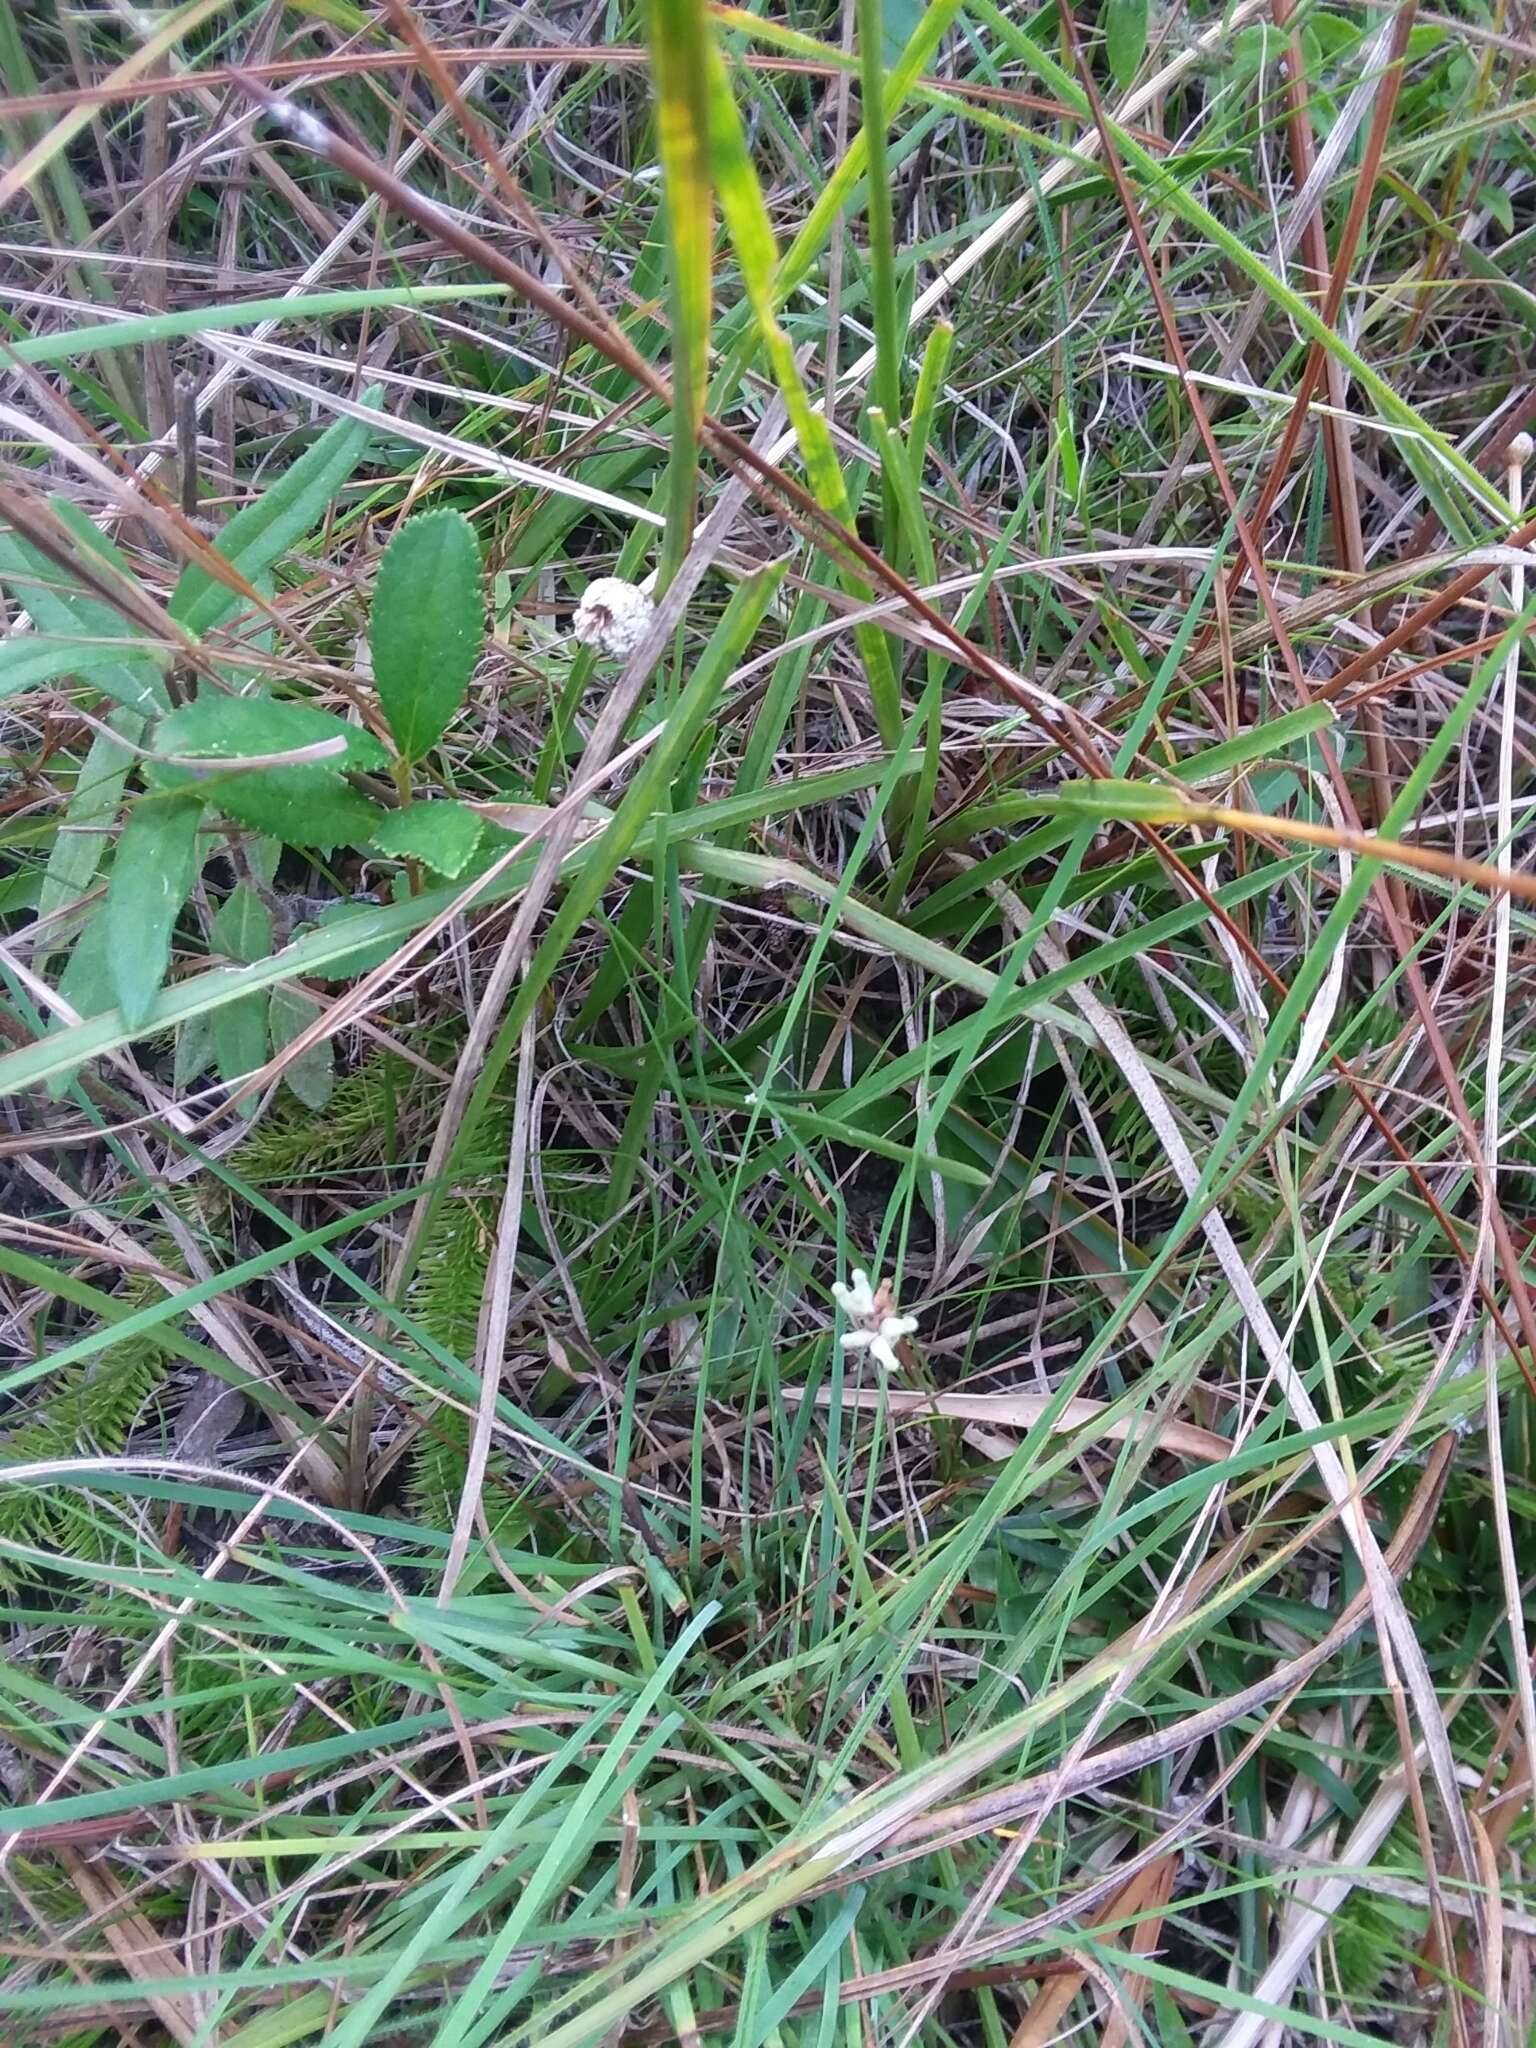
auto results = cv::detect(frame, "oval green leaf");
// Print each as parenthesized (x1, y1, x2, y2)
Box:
(369, 509, 484, 762)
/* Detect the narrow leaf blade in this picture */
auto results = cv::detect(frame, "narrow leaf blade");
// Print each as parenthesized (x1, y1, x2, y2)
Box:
(105, 794, 205, 1031)
(170, 393, 381, 639)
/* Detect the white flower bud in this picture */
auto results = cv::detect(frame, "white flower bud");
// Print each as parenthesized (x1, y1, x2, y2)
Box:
(571, 577, 655, 659)
(832, 1267, 920, 1376)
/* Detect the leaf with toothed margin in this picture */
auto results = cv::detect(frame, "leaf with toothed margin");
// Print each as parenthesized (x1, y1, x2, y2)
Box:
(147, 695, 390, 850)
(368, 801, 485, 878)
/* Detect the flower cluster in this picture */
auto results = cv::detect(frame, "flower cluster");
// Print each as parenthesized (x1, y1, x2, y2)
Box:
(571, 576, 654, 659)
(832, 1268, 918, 1376)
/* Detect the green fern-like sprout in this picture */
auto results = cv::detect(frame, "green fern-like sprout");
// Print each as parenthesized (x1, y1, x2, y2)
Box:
(410, 1189, 496, 1362)
(404, 1192, 503, 1530)
(236, 1052, 413, 1180)
(1326, 1813, 1428, 2006)
(0, 1300, 173, 1582)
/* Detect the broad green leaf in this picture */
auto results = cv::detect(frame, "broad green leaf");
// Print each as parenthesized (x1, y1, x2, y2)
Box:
(1483, 184, 1515, 238)
(210, 987, 268, 1083)
(173, 1010, 216, 1090)
(211, 881, 273, 965)
(54, 909, 112, 1014)
(105, 792, 205, 1030)
(646, 0, 713, 588)
(247, 835, 282, 886)
(269, 985, 335, 1110)
(368, 509, 484, 761)
(169, 391, 381, 639)
(152, 694, 390, 774)
(882, 0, 924, 62)
(1105, 0, 1148, 90)
(216, 571, 277, 699)
(209, 881, 274, 1081)
(369, 800, 485, 878)
(147, 695, 389, 850)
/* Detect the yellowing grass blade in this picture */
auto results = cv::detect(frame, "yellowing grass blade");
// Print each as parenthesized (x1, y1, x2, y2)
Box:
(706, 42, 903, 745)
(1051, 781, 1536, 908)
(645, 0, 714, 591)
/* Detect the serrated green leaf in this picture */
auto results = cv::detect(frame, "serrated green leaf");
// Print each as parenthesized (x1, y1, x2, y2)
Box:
(198, 773, 385, 851)
(105, 793, 205, 1031)
(146, 695, 389, 849)
(169, 392, 381, 639)
(368, 801, 485, 878)
(269, 985, 334, 1109)
(154, 693, 390, 773)
(369, 509, 484, 760)
(1105, 0, 1148, 90)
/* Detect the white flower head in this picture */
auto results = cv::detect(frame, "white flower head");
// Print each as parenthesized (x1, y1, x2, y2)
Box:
(571, 576, 655, 660)
(832, 1267, 919, 1377)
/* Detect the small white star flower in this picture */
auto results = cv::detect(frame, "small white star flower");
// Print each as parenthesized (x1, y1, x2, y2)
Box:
(832, 1267, 919, 1376)
(571, 576, 655, 659)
